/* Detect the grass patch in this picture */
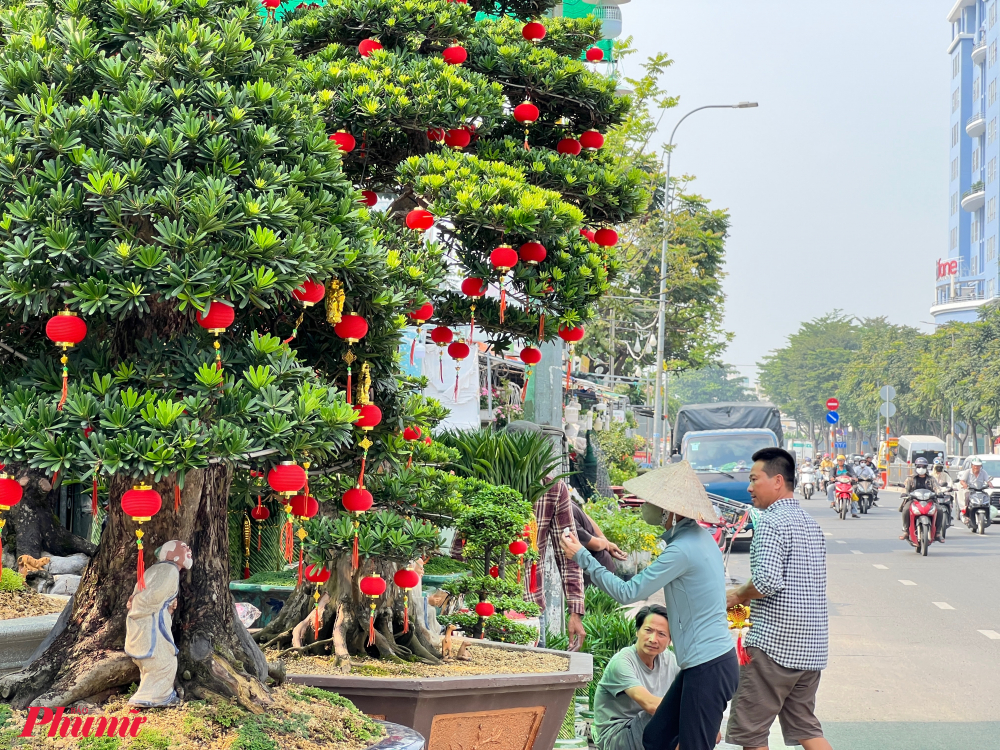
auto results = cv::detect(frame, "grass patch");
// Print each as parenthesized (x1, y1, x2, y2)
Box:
(422, 556, 472, 575)
(239, 570, 296, 586)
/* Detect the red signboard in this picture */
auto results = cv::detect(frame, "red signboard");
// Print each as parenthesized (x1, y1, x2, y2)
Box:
(826, 398, 839, 410)
(937, 259, 959, 279)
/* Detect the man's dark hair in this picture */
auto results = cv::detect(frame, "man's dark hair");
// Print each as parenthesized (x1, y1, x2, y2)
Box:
(752, 447, 796, 487)
(634, 604, 669, 633)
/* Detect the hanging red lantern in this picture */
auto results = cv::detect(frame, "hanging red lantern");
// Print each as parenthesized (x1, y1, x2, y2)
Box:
(489, 565, 500, 578)
(360, 574, 386, 645)
(46, 310, 88, 411)
(521, 21, 545, 41)
(305, 564, 331, 584)
(262, 0, 280, 8)
(267, 462, 307, 497)
(444, 128, 471, 149)
(360, 190, 378, 207)
(405, 209, 435, 232)
(513, 102, 539, 124)
(394, 567, 420, 633)
(509, 540, 529, 556)
(559, 326, 585, 390)
(290, 493, 319, 519)
(329, 131, 356, 152)
(408, 302, 433, 366)
(442, 45, 468, 65)
(430, 326, 453, 383)
(586, 47, 604, 62)
(0, 472, 23, 565)
(403, 425, 422, 441)
(556, 138, 582, 156)
(343, 487, 373, 513)
(594, 228, 619, 247)
(447, 341, 470, 401)
(427, 128, 446, 143)
(424, 435, 432, 445)
(250, 498, 269, 552)
(579, 130, 605, 150)
(490, 247, 517, 323)
(580, 227, 596, 242)
(518, 241, 546, 265)
(475, 601, 495, 618)
(354, 404, 383, 430)
(334, 314, 368, 404)
(292, 279, 325, 307)
(121, 484, 163, 591)
(461, 277, 486, 342)
(358, 39, 383, 57)
(520, 346, 542, 365)
(196, 301, 235, 333)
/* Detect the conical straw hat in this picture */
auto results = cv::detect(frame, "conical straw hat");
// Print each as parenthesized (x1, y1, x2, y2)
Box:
(624, 461, 720, 524)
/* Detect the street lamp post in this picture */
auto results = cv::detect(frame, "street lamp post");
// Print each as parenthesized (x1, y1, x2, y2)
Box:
(651, 102, 758, 466)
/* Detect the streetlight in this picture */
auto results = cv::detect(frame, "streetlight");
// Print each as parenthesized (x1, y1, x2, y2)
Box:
(651, 102, 758, 466)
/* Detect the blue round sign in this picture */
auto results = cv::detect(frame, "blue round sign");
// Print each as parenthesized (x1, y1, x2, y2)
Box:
(826, 411, 840, 424)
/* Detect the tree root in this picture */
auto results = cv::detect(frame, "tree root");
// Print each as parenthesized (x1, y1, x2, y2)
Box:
(274, 636, 337, 659)
(29, 654, 139, 709)
(331, 603, 350, 673)
(291, 593, 329, 648)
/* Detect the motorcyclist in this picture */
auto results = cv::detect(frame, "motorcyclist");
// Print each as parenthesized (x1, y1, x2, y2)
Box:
(861, 453, 880, 505)
(819, 453, 834, 491)
(933, 458, 954, 524)
(855, 456, 879, 507)
(899, 458, 940, 541)
(828, 454, 859, 516)
(958, 457, 991, 523)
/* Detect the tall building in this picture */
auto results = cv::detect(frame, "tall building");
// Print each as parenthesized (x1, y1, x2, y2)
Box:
(934, 0, 1000, 324)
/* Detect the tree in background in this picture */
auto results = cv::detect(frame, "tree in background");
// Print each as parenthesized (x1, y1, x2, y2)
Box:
(668, 364, 754, 412)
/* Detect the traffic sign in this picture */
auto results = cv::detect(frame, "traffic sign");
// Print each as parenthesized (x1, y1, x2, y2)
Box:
(826, 411, 840, 424)
(879, 385, 896, 401)
(879, 402, 897, 418)
(826, 398, 839, 410)
(835, 441, 847, 449)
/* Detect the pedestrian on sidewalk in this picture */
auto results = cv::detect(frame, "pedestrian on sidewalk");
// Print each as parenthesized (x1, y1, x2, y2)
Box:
(725, 447, 832, 750)
(559, 461, 737, 750)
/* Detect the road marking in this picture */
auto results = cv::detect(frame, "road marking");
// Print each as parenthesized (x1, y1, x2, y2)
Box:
(850, 550, 863, 555)
(933, 602, 954, 610)
(898, 580, 917, 586)
(978, 630, 1000, 640)
(835, 540, 846, 544)
(873, 564, 888, 569)
(823, 533, 833, 537)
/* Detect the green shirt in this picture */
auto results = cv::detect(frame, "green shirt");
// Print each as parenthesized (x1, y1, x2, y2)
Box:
(593, 645, 679, 746)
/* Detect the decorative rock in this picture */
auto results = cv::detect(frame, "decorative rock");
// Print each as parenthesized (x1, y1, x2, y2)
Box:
(44, 552, 90, 576)
(49, 574, 81, 595)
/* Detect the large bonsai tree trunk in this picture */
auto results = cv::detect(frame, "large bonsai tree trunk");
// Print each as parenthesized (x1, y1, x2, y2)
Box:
(0, 465, 271, 710)
(3, 468, 97, 565)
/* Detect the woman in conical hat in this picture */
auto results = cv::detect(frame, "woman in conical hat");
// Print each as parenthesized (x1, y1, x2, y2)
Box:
(559, 461, 737, 750)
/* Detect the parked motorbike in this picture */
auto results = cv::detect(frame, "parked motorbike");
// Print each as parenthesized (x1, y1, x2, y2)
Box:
(905, 488, 938, 556)
(937, 489, 954, 538)
(834, 479, 854, 520)
(856, 478, 876, 514)
(965, 488, 992, 535)
(800, 469, 816, 500)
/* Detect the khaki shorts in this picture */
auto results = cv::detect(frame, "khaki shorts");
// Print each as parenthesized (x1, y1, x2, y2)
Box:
(725, 647, 824, 747)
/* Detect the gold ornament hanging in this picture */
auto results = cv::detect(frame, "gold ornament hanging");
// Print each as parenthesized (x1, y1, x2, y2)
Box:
(356, 362, 372, 406)
(326, 280, 345, 325)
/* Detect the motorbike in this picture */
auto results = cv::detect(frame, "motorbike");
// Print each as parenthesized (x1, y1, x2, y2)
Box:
(799, 469, 816, 500)
(937, 488, 954, 538)
(905, 488, 939, 556)
(855, 478, 876, 514)
(834, 479, 854, 520)
(965, 488, 992, 535)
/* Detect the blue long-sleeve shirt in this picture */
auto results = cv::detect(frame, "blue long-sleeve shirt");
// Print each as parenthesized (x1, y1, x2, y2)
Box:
(573, 517, 733, 670)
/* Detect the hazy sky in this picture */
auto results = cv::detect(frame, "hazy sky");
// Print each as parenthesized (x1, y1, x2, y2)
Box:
(616, 0, 948, 381)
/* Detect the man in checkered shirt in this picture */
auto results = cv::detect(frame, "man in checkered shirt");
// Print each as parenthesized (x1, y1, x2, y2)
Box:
(724, 447, 833, 750)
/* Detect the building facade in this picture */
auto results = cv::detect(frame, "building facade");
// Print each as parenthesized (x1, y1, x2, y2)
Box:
(934, 0, 1000, 324)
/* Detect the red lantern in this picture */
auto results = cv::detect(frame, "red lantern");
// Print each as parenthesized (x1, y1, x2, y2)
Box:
(513, 102, 540, 124)
(556, 138, 582, 156)
(444, 128, 471, 149)
(579, 130, 605, 150)
(518, 241, 546, 265)
(250, 503, 270, 521)
(427, 128, 446, 143)
(490, 246, 518, 271)
(594, 228, 619, 247)
(358, 39, 383, 57)
(290, 493, 319, 518)
(559, 326, 584, 390)
(196, 301, 235, 333)
(292, 279, 325, 307)
(342, 487, 373, 513)
(122, 484, 163, 591)
(430, 326, 453, 345)
(267, 462, 307, 497)
(409, 303, 433, 324)
(586, 47, 604, 62)
(0, 472, 22, 566)
(360, 574, 386, 645)
(424, 435, 432, 445)
(580, 227, 596, 242)
(354, 404, 383, 431)
(262, 0, 280, 8)
(45, 311, 87, 349)
(403, 425, 422, 441)
(489, 565, 500, 578)
(442, 45, 467, 65)
(329, 131, 356, 152)
(305, 564, 331, 584)
(360, 190, 378, 207)
(405, 209, 435, 232)
(509, 540, 529, 556)
(461, 278, 487, 297)
(394, 568, 420, 589)
(522, 21, 546, 41)
(475, 601, 495, 618)
(448, 341, 470, 361)
(334, 314, 368, 343)
(520, 347, 542, 365)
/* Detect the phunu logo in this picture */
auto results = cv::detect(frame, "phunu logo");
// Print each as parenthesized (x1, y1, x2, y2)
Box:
(19, 706, 148, 739)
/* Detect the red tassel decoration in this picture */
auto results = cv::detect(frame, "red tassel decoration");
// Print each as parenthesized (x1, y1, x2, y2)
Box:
(0, 536, 3, 569)
(530, 562, 538, 593)
(368, 601, 376, 646)
(499, 287, 506, 324)
(521, 368, 532, 402)
(92, 475, 98, 517)
(439, 351, 444, 383)
(565, 349, 572, 390)
(403, 593, 410, 634)
(359, 456, 367, 489)
(469, 304, 476, 343)
(538, 313, 545, 340)
(409, 337, 416, 366)
(737, 634, 752, 665)
(346, 366, 352, 405)
(298, 545, 304, 587)
(352, 522, 359, 571)
(57, 355, 68, 411)
(407, 453, 413, 469)
(174, 485, 181, 512)
(517, 558, 523, 584)
(244, 564, 250, 579)
(283, 516, 294, 563)
(257, 527, 262, 551)
(315, 606, 320, 636)
(136, 535, 146, 591)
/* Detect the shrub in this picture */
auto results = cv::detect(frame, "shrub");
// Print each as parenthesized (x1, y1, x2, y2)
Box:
(0, 567, 24, 592)
(583, 502, 662, 557)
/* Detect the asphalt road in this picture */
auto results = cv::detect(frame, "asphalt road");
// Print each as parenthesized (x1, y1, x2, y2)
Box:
(721, 486, 1000, 749)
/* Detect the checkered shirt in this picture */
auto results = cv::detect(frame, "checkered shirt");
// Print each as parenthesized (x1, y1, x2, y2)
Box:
(744, 497, 829, 671)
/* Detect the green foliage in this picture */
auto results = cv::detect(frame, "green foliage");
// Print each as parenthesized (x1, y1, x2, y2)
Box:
(305, 508, 441, 564)
(443, 574, 521, 601)
(455, 483, 532, 564)
(668, 365, 754, 408)
(0, 567, 24, 591)
(422, 555, 472, 575)
(241, 570, 296, 586)
(592, 423, 642, 484)
(131, 728, 172, 750)
(77, 738, 121, 750)
(583, 502, 661, 556)
(439, 428, 563, 504)
(438, 611, 538, 644)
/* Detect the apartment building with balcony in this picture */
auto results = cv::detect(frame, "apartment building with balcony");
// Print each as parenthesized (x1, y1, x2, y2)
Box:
(934, 0, 1000, 324)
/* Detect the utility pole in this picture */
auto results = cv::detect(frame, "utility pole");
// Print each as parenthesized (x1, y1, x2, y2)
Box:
(607, 308, 615, 388)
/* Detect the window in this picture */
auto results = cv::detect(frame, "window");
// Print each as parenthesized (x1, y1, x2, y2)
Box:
(973, 216, 980, 243)
(974, 148, 981, 172)
(955, 122, 962, 146)
(990, 157, 998, 183)
(972, 254, 979, 275)
(954, 88, 962, 112)
(989, 196, 998, 223)
(992, 2, 997, 29)
(990, 118, 998, 144)
(975, 77, 982, 100)
(952, 192, 960, 215)
(952, 157, 960, 181)
(955, 54, 962, 78)
(992, 41, 999, 67)
(990, 79, 997, 106)
(989, 236, 997, 262)
(952, 227, 959, 249)
(989, 279, 995, 298)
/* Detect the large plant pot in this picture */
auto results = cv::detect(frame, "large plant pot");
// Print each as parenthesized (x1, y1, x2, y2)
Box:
(288, 640, 592, 750)
(372, 721, 424, 750)
(229, 581, 296, 627)
(0, 613, 61, 674)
